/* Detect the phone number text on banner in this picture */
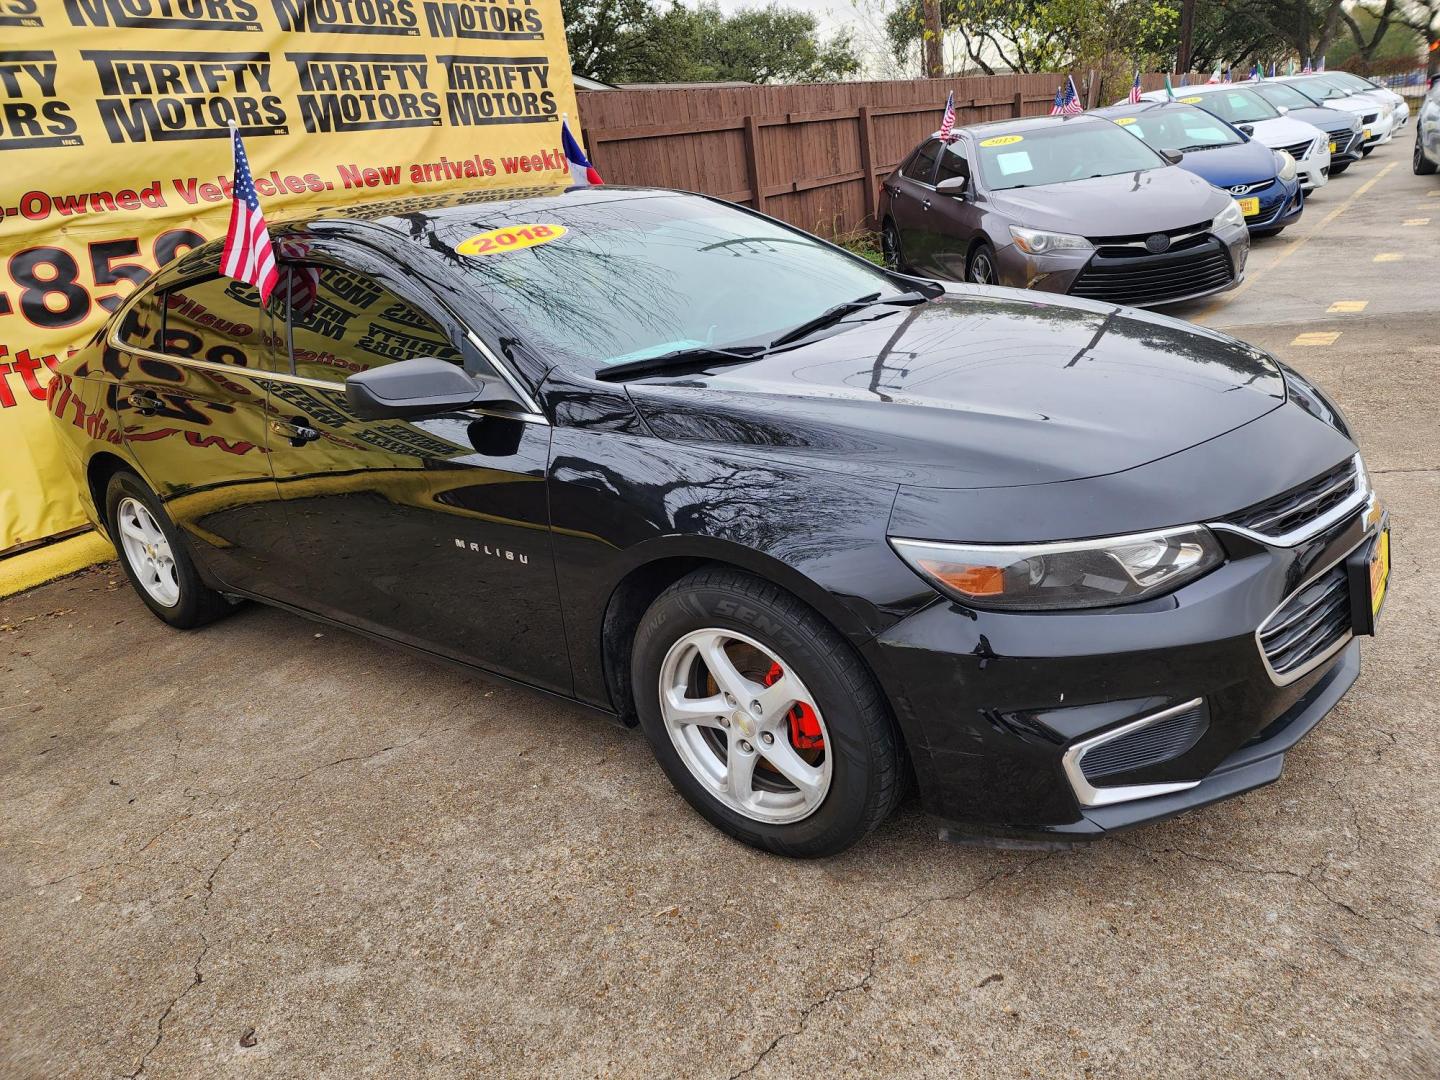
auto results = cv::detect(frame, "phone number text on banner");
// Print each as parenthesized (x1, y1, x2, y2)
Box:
(0, 0, 582, 555)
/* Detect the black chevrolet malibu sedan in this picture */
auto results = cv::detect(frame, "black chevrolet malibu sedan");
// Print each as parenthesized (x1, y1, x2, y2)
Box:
(48, 185, 1389, 856)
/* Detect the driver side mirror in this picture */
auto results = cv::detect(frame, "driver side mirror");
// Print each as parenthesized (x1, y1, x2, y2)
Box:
(1237, 123, 1256, 136)
(936, 175, 968, 197)
(1160, 148, 1185, 164)
(345, 356, 520, 420)
(1276, 105, 1290, 114)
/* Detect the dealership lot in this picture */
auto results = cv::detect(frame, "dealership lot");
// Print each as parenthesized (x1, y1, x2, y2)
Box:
(2, 141, 1437, 1078)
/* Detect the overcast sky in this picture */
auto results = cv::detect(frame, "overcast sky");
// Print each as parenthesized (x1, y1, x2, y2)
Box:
(688, 0, 908, 76)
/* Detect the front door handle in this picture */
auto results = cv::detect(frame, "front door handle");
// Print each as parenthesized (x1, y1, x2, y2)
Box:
(921, 198, 932, 211)
(127, 391, 162, 415)
(271, 417, 321, 447)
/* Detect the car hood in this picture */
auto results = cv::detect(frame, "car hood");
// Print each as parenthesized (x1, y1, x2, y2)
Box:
(1287, 106, 1353, 133)
(986, 167, 1226, 235)
(1245, 115, 1327, 149)
(626, 287, 1286, 490)
(1176, 140, 1279, 187)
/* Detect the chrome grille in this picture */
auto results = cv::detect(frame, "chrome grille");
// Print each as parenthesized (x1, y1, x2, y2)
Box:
(1223, 456, 1362, 542)
(1279, 138, 1316, 159)
(1258, 565, 1352, 682)
(1078, 702, 1209, 781)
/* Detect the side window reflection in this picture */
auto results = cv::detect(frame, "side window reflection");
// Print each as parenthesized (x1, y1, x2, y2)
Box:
(276, 263, 462, 383)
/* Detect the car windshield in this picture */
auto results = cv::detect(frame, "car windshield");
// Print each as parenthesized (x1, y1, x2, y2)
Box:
(1290, 77, 1349, 101)
(1109, 105, 1242, 150)
(435, 195, 901, 371)
(972, 123, 1163, 190)
(1251, 83, 1320, 110)
(1327, 72, 1377, 92)
(1175, 89, 1279, 124)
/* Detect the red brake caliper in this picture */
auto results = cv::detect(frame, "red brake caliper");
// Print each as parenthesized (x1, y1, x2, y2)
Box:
(764, 662, 824, 750)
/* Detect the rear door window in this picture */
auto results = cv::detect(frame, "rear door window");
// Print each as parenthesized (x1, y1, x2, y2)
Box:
(904, 141, 942, 184)
(160, 276, 278, 371)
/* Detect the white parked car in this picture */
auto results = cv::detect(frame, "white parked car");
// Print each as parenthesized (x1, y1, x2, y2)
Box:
(1321, 70, 1411, 133)
(1277, 75, 1395, 152)
(1138, 85, 1332, 190)
(1415, 77, 1440, 176)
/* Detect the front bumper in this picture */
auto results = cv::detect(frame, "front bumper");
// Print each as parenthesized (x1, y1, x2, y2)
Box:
(865, 490, 1381, 841)
(1246, 177, 1304, 232)
(993, 223, 1248, 308)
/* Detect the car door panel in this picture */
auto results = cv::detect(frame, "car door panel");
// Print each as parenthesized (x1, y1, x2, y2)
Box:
(262, 247, 572, 694)
(117, 272, 291, 596)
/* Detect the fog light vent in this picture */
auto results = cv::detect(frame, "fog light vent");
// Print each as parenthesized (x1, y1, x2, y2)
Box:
(1079, 702, 1209, 782)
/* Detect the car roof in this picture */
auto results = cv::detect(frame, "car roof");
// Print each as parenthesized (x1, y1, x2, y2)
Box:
(1091, 100, 1196, 117)
(268, 183, 687, 237)
(949, 113, 1113, 139)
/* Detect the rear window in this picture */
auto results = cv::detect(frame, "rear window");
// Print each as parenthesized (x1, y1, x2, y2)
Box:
(116, 291, 164, 352)
(904, 141, 941, 182)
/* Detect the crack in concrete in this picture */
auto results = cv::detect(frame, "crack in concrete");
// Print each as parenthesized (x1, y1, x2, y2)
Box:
(727, 853, 1055, 1079)
(1114, 836, 1437, 942)
(268, 723, 453, 785)
(1371, 466, 1439, 475)
(122, 828, 244, 1079)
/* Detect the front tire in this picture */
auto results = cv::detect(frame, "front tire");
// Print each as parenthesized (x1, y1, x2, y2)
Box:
(631, 568, 903, 858)
(881, 218, 905, 271)
(106, 470, 235, 629)
(1329, 161, 1350, 177)
(967, 242, 999, 285)
(1415, 131, 1438, 175)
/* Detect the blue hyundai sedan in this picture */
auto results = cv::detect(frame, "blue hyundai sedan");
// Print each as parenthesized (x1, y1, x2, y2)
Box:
(1093, 101, 1303, 237)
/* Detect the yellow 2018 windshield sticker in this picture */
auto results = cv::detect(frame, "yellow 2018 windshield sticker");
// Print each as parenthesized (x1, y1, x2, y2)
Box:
(1179, 96, 1204, 104)
(979, 134, 1024, 147)
(1115, 117, 1138, 125)
(456, 224, 567, 256)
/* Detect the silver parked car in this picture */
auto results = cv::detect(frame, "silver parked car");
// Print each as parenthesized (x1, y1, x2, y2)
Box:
(1416, 76, 1440, 176)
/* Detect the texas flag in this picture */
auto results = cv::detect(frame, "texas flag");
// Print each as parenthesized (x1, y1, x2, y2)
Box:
(560, 117, 602, 187)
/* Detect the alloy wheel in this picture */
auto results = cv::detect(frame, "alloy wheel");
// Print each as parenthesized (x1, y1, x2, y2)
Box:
(970, 252, 995, 285)
(657, 628, 832, 824)
(115, 497, 181, 608)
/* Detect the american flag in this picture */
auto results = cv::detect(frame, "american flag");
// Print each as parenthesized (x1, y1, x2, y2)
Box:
(220, 124, 278, 303)
(1128, 70, 1142, 105)
(1207, 65, 1222, 84)
(1051, 76, 1083, 116)
(1302, 57, 1313, 73)
(1317, 54, 1326, 72)
(938, 91, 957, 140)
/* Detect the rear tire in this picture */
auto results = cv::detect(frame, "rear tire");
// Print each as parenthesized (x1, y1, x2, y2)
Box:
(1415, 131, 1438, 175)
(631, 568, 903, 858)
(105, 470, 235, 630)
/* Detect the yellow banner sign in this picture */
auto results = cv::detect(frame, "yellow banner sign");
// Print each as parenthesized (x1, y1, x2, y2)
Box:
(0, 0, 581, 555)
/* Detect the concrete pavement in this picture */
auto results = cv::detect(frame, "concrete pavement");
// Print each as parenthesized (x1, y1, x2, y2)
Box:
(2, 138, 1437, 1079)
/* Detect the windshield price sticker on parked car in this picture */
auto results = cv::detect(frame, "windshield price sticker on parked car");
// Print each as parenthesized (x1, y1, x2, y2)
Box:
(1114, 117, 1138, 126)
(1180, 96, 1204, 104)
(456, 224, 569, 257)
(979, 135, 1025, 147)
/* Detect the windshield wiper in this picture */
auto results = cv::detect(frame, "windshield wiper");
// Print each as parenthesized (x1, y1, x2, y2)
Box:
(766, 290, 928, 349)
(593, 291, 930, 382)
(595, 344, 767, 382)
(1176, 143, 1227, 152)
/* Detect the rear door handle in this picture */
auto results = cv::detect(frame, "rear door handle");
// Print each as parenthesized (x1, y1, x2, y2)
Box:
(271, 417, 321, 447)
(127, 391, 162, 415)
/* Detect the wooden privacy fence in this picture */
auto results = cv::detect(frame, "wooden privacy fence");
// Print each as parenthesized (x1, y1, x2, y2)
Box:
(576, 73, 1181, 239)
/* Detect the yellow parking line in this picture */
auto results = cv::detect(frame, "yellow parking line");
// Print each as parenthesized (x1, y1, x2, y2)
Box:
(1403, 218, 1431, 226)
(1327, 300, 1368, 313)
(1191, 161, 1399, 321)
(1374, 253, 1404, 262)
(1292, 331, 1341, 346)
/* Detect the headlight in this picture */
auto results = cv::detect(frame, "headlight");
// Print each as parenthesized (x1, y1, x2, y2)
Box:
(889, 526, 1225, 611)
(1273, 148, 1298, 182)
(1008, 225, 1093, 255)
(1350, 114, 1363, 132)
(1213, 199, 1245, 230)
